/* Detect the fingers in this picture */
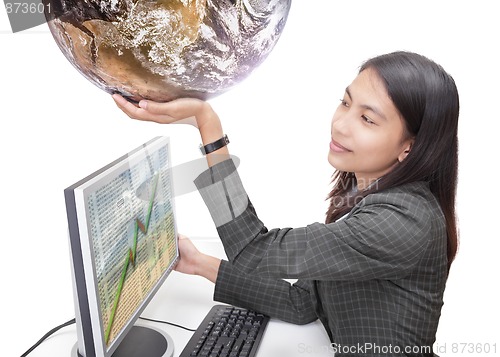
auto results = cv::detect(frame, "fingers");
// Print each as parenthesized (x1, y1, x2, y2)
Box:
(112, 94, 150, 120)
(140, 97, 199, 114)
(137, 99, 169, 114)
(112, 94, 176, 124)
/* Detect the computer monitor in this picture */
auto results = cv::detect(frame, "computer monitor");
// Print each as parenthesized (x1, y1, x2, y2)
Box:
(64, 136, 179, 357)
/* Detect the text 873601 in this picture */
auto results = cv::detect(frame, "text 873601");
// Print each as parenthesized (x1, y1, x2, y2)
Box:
(5, 2, 51, 14)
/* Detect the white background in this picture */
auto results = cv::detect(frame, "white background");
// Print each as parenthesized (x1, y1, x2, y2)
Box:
(1, 1, 499, 356)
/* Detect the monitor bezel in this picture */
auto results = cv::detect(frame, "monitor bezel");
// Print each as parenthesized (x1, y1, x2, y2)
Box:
(65, 136, 179, 357)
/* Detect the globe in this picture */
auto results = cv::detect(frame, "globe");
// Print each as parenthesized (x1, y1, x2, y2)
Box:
(43, 0, 292, 102)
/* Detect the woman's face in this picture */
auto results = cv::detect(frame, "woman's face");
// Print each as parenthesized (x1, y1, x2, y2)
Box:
(328, 68, 413, 189)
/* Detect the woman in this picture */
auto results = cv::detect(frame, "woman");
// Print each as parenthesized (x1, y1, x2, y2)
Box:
(113, 51, 459, 356)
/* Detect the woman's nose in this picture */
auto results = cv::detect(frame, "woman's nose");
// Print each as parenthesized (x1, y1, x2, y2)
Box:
(331, 111, 351, 136)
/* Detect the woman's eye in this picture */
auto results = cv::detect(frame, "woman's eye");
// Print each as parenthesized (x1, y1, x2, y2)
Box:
(339, 99, 349, 107)
(362, 115, 375, 125)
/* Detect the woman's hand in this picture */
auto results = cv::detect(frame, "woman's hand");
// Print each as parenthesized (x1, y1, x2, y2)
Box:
(112, 94, 217, 129)
(175, 234, 221, 283)
(112, 94, 229, 166)
(174, 234, 203, 276)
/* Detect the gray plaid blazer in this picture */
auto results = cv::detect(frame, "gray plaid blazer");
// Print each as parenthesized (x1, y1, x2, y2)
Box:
(194, 159, 447, 356)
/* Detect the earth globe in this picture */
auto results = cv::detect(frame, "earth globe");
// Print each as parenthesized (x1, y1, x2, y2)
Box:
(43, 0, 292, 102)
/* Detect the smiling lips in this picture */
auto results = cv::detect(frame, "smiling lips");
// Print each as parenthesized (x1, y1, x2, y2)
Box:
(330, 139, 352, 153)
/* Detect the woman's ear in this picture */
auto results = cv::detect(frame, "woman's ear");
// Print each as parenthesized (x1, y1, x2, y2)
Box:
(398, 139, 414, 162)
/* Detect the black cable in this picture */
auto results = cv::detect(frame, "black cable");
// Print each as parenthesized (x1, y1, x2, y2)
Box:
(20, 316, 196, 357)
(20, 318, 76, 357)
(139, 316, 196, 332)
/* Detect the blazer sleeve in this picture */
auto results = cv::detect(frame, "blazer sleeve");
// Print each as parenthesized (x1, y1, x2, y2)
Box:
(214, 260, 317, 325)
(194, 159, 433, 281)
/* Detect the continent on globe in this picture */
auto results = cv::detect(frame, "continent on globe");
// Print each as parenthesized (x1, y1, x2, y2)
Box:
(43, 0, 292, 102)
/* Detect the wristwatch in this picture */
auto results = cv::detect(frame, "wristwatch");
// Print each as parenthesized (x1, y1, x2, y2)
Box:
(199, 134, 230, 155)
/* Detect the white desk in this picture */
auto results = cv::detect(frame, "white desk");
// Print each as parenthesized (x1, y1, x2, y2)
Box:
(24, 238, 333, 357)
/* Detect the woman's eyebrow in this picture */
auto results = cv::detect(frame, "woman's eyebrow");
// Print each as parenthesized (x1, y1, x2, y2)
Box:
(345, 86, 387, 121)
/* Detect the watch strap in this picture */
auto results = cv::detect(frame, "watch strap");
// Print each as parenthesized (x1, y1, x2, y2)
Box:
(199, 134, 230, 155)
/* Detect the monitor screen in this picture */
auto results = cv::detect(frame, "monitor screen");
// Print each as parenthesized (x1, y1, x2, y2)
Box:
(65, 136, 179, 357)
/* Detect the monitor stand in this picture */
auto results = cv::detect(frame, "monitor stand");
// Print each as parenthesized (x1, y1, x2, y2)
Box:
(72, 324, 174, 357)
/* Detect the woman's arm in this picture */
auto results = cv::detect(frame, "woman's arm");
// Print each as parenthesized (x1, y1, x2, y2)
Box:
(215, 261, 317, 325)
(174, 235, 317, 325)
(229, 197, 436, 281)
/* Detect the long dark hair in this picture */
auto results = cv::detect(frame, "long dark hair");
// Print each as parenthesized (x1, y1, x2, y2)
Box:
(326, 51, 459, 270)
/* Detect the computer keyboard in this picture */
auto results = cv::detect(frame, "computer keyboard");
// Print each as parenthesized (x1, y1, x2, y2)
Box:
(179, 305, 270, 357)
